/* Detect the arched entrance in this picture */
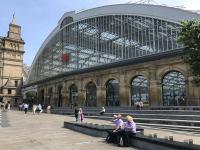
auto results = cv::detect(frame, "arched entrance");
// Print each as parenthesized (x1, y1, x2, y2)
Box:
(86, 82, 97, 107)
(69, 84, 78, 107)
(162, 71, 186, 106)
(58, 86, 62, 107)
(106, 79, 119, 106)
(131, 75, 149, 106)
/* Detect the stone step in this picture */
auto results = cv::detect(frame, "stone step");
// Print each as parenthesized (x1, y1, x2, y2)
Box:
(84, 115, 200, 127)
(137, 123, 200, 133)
(52, 110, 200, 121)
(52, 108, 200, 115)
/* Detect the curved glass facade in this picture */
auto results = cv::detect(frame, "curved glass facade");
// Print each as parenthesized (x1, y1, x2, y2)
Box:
(162, 71, 186, 106)
(86, 82, 97, 107)
(28, 15, 183, 83)
(131, 75, 149, 106)
(106, 79, 119, 106)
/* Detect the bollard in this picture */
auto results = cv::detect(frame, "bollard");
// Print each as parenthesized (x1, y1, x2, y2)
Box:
(140, 131, 144, 135)
(169, 136, 173, 141)
(184, 140, 189, 144)
(148, 134, 153, 138)
(164, 136, 168, 140)
(153, 133, 157, 138)
(188, 139, 193, 145)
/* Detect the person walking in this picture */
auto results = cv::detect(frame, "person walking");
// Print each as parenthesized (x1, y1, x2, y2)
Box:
(79, 108, 84, 122)
(74, 106, 80, 122)
(47, 104, 51, 114)
(32, 104, 37, 114)
(38, 104, 43, 114)
(24, 103, 29, 114)
(7, 101, 11, 111)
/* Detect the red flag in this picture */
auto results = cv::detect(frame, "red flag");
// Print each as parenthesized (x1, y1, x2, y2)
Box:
(60, 53, 70, 63)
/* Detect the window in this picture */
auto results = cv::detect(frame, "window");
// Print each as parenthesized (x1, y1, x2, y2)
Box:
(8, 89, 12, 94)
(15, 80, 18, 87)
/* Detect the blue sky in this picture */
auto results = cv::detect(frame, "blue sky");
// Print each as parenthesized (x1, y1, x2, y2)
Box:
(0, 0, 199, 65)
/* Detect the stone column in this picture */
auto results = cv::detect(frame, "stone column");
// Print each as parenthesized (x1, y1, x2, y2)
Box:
(78, 89, 85, 107)
(119, 74, 130, 106)
(149, 79, 162, 106)
(97, 86, 106, 106)
(62, 82, 68, 107)
(52, 84, 58, 106)
(187, 76, 200, 106)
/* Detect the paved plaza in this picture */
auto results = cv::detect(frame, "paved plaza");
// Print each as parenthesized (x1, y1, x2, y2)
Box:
(0, 111, 200, 150)
(0, 111, 137, 150)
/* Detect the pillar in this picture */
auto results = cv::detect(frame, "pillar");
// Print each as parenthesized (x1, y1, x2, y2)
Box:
(97, 86, 106, 106)
(118, 73, 130, 106)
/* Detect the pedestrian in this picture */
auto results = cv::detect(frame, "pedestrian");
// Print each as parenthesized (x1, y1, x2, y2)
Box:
(38, 104, 43, 114)
(5, 102, 8, 111)
(24, 103, 29, 114)
(7, 101, 11, 111)
(79, 108, 84, 122)
(1, 102, 5, 111)
(32, 104, 37, 114)
(135, 101, 140, 110)
(74, 106, 79, 122)
(100, 107, 105, 115)
(47, 104, 51, 114)
(139, 100, 143, 110)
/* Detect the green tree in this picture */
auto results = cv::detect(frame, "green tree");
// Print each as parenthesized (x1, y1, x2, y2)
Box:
(179, 20, 200, 85)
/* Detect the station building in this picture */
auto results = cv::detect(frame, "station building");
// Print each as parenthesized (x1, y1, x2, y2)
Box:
(23, 4, 200, 107)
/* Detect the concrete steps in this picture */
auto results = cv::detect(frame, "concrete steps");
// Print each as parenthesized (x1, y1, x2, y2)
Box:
(51, 107, 200, 131)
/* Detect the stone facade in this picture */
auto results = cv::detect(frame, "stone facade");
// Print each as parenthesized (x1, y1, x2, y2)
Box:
(0, 16, 25, 105)
(33, 54, 200, 107)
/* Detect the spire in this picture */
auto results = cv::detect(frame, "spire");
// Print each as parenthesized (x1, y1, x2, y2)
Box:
(11, 13, 17, 25)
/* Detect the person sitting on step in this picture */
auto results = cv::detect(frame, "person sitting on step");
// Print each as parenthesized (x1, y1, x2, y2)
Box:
(106, 114, 124, 143)
(100, 107, 105, 115)
(117, 115, 136, 147)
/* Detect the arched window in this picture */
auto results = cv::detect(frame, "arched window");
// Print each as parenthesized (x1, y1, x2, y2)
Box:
(131, 75, 149, 106)
(69, 84, 78, 107)
(106, 79, 119, 106)
(162, 71, 186, 106)
(60, 17, 73, 28)
(86, 82, 97, 107)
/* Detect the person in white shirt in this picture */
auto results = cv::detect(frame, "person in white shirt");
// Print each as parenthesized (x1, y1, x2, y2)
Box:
(38, 104, 43, 114)
(24, 103, 29, 114)
(100, 107, 105, 115)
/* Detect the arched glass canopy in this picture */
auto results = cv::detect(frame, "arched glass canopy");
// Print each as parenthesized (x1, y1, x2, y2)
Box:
(28, 14, 184, 83)
(162, 71, 186, 106)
